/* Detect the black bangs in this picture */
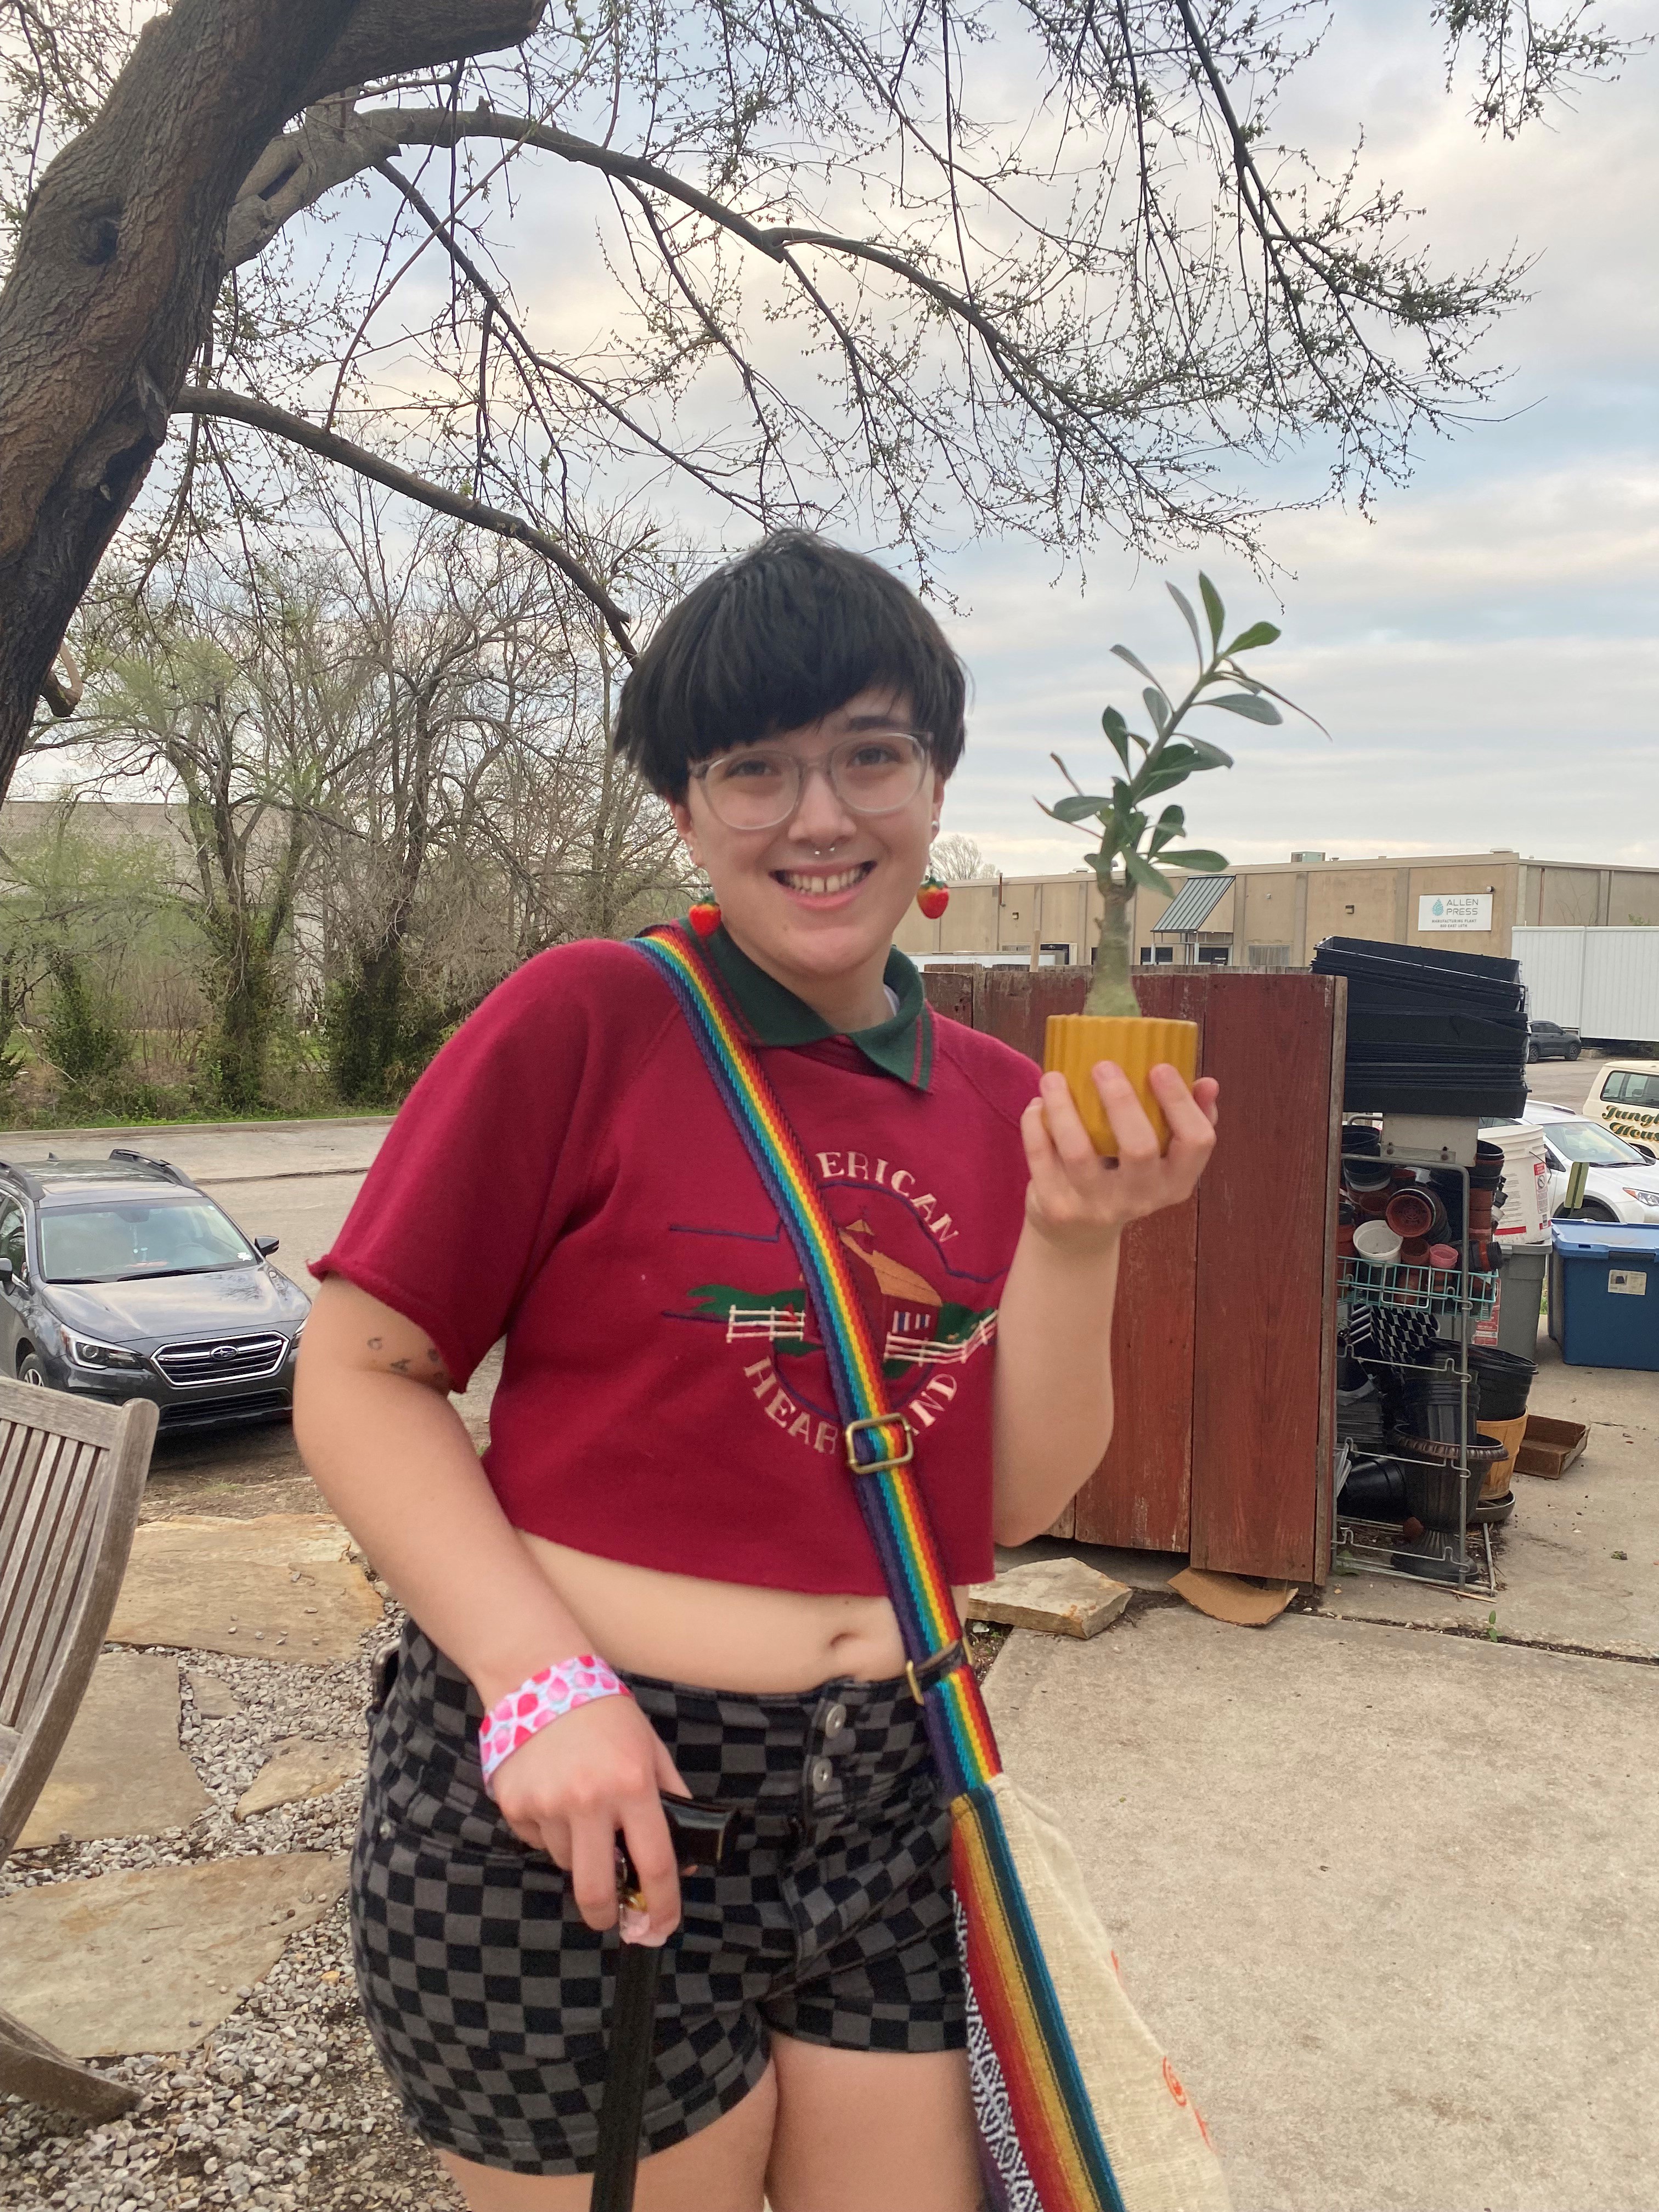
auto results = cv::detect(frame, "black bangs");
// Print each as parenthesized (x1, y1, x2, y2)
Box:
(612, 532, 967, 799)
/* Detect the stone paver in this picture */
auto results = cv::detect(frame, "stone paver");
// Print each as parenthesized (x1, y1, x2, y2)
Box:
(235, 1739, 365, 1821)
(18, 1652, 208, 1849)
(967, 1555, 1131, 1637)
(186, 1669, 242, 1718)
(0, 1853, 348, 2056)
(107, 1515, 385, 1663)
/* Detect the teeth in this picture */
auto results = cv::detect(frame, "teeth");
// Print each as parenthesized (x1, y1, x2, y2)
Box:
(780, 867, 866, 894)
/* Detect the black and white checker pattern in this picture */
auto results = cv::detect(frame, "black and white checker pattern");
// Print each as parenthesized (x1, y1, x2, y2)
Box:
(349, 1624, 964, 2176)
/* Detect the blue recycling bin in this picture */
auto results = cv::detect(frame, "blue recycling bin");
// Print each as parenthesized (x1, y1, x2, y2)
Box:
(1548, 1223, 1659, 1370)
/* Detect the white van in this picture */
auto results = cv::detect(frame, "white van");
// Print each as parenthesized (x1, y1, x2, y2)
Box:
(1583, 1060, 1659, 1150)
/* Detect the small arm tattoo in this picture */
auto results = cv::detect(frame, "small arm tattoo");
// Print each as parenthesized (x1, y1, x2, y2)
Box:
(388, 1357, 411, 1374)
(367, 1335, 382, 1350)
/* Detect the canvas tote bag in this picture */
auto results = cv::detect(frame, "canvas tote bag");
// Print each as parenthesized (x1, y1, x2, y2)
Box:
(635, 926, 1231, 2212)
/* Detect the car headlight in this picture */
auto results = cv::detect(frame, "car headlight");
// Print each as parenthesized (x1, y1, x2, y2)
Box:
(1621, 1186, 1659, 1207)
(66, 1332, 146, 1371)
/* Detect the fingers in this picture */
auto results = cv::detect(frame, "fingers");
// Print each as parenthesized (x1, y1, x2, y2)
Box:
(618, 1793, 683, 1938)
(569, 1813, 622, 1932)
(1088, 1062, 1160, 1165)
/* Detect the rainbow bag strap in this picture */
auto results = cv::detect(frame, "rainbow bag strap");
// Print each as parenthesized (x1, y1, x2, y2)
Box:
(635, 923, 1128, 2212)
(633, 923, 997, 1796)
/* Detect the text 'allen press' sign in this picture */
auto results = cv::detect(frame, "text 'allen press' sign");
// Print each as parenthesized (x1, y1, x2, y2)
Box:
(1418, 893, 1493, 933)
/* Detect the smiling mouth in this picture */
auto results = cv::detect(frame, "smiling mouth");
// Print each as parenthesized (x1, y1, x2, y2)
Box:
(774, 863, 874, 895)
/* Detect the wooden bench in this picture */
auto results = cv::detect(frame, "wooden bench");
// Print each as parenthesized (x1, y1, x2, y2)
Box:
(0, 1378, 157, 2120)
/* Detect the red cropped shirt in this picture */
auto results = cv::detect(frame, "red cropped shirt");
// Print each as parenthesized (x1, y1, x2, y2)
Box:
(314, 933, 1039, 1594)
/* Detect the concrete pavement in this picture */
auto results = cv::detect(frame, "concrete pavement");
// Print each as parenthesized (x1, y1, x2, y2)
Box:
(988, 1606, 1659, 2212)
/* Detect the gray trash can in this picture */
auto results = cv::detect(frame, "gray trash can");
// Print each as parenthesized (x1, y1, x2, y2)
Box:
(1494, 1242, 1548, 1359)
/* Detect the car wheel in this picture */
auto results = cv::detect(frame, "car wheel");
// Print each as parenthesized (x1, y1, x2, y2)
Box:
(17, 1351, 49, 1386)
(1525, 1042, 1538, 1063)
(1566, 1043, 1581, 1060)
(1576, 1201, 1618, 1223)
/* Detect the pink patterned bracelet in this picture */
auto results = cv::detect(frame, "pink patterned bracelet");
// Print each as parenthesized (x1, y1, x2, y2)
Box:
(478, 1655, 631, 1797)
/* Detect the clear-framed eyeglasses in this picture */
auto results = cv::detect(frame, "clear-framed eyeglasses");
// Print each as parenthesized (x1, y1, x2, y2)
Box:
(690, 731, 930, 832)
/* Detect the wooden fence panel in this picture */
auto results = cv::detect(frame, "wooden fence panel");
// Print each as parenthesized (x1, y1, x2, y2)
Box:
(921, 962, 1341, 1582)
(1187, 972, 1344, 1583)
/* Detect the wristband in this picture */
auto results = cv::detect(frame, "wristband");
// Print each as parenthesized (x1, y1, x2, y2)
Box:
(478, 1655, 631, 1796)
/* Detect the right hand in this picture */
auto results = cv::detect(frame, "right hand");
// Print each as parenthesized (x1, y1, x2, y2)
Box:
(488, 1691, 690, 1939)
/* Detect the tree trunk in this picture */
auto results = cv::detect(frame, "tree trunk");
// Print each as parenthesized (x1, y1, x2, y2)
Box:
(1085, 882, 1142, 1018)
(0, 0, 546, 801)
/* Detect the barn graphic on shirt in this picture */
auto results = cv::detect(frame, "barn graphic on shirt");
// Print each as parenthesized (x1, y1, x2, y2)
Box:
(687, 1216, 995, 1381)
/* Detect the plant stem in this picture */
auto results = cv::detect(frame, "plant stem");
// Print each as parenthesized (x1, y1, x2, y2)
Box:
(1085, 883, 1141, 1017)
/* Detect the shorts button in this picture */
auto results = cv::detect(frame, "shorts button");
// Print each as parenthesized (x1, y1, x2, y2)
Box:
(823, 1702, 848, 1737)
(378, 1817, 394, 1840)
(809, 1756, 834, 1795)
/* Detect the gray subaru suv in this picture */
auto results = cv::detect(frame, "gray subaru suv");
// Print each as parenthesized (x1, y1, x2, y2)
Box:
(0, 1149, 311, 1429)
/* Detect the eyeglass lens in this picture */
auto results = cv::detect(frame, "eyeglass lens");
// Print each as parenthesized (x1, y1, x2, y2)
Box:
(700, 733, 928, 830)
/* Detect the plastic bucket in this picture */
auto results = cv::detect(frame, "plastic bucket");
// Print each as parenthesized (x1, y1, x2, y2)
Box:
(1491, 1244, 1547, 1361)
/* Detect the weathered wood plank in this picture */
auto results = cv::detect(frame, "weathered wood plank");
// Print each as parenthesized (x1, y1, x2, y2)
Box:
(1188, 972, 1340, 1582)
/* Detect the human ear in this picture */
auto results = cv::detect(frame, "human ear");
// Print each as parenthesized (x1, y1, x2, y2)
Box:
(669, 794, 703, 867)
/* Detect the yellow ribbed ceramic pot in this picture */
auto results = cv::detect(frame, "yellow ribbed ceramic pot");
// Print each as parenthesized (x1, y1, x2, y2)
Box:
(1043, 1014, 1200, 1158)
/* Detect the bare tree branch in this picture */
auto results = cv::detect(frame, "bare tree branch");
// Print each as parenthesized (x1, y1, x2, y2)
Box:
(171, 385, 636, 658)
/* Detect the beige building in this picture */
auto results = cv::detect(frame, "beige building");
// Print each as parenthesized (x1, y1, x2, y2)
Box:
(895, 850, 1659, 971)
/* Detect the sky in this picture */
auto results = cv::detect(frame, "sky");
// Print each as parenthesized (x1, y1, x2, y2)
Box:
(936, 5, 1659, 877)
(20, 4, 1655, 876)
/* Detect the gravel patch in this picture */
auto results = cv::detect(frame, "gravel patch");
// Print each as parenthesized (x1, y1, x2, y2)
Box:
(1, 1599, 463, 2212)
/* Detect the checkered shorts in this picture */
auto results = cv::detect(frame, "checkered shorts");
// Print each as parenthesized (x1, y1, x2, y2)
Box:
(350, 1623, 963, 2175)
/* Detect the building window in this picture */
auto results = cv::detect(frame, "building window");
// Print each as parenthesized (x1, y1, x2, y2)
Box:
(1197, 945, 1230, 967)
(1247, 943, 1291, 970)
(1139, 945, 1173, 965)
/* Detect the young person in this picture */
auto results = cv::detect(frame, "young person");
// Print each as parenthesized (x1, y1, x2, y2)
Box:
(294, 533, 1219, 2212)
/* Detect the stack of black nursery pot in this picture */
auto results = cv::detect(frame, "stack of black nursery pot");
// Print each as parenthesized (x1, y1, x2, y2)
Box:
(1324, 944, 1533, 1583)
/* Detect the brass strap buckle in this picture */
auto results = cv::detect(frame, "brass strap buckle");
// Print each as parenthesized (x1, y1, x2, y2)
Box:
(905, 1639, 967, 1705)
(843, 1412, 914, 1474)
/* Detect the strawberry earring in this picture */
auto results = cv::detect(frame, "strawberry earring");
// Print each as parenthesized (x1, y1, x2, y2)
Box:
(916, 874, 950, 920)
(687, 899, 722, 937)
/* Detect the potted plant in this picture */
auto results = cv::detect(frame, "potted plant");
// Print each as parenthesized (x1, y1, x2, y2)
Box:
(1039, 574, 1320, 1154)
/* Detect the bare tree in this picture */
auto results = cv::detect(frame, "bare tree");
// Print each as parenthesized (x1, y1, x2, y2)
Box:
(1, 1, 1642, 800)
(57, 559, 374, 1108)
(929, 832, 994, 884)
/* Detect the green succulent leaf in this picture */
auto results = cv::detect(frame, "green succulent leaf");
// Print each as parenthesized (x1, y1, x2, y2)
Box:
(1199, 573, 1226, 647)
(1166, 582, 1204, 659)
(1049, 793, 1115, 823)
(1222, 620, 1280, 654)
(1111, 643, 1161, 687)
(1136, 763, 1194, 800)
(1183, 736, 1235, 769)
(1122, 848, 1175, 896)
(1160, 849, 1229, 871)
(1101, 705, 1134, 772)
(1142, 686, 1171, 734)
(1203, 692, 1281, 724)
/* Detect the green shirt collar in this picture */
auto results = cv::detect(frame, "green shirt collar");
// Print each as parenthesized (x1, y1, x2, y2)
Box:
(700, 924, 934, 1090)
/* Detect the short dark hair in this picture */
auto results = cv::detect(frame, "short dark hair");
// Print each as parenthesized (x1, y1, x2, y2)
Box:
(612, 532, 967, 800)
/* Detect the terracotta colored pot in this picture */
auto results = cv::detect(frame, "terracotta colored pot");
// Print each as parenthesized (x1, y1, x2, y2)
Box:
(1042, 1014, 1200, 1158)
(1477, 1414, 1528, 1498)
(1385, 1187, 1437, 1239)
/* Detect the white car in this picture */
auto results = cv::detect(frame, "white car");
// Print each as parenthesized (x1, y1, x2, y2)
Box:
(1486, 1102, 1659, 1226)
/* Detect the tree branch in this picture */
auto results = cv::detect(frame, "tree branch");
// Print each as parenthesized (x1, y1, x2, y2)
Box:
(171, 387, 636, 661)
(301, 1, 548, 106)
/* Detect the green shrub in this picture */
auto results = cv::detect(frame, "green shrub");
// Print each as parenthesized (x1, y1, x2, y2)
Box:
(39, 954, 130, 1094)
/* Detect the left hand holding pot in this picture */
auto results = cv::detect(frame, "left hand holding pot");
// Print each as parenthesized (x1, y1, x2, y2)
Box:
(1023, 1061, 1220, 1251)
